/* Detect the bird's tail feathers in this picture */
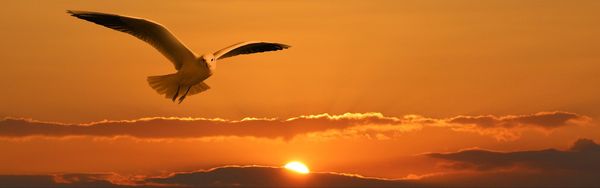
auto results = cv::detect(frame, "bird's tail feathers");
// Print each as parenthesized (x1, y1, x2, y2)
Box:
(188, 82, 210, 96)
(147, 73, 181, 99)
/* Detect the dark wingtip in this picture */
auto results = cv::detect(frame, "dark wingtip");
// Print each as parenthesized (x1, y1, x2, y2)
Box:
(66, 10, 79, 16)
(66, 10, 86, 19)
(281, 43, 291, 49)
(66, 10, 75, 16)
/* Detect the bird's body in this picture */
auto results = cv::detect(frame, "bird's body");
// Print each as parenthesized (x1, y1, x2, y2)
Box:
(67, 10, 289, 103)
(178, 54, 213, 88)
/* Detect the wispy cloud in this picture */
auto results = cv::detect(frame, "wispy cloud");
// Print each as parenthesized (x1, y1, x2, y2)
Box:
(444, 111, 591, 140)
(447, 111, 588, 129)
(0, 111, 590, 141)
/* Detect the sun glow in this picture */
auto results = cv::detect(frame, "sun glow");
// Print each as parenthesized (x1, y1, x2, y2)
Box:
(284, 161, 310, 174)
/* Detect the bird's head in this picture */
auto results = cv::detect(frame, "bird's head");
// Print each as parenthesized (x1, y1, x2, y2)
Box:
(200, 54, 216, 70)
(200, 54, 215, 63)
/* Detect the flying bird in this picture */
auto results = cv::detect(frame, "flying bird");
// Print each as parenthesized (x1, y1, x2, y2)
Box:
(67, 10, 290, 103)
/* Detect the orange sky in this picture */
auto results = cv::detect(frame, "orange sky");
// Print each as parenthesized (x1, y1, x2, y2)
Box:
(1, 0, 599, 122)
(1, 0, 600, 187)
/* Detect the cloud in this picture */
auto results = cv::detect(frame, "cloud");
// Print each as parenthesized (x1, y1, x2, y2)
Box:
(0, 113, 400, 140)
(0, 174, 128, 188)
(421, 170, 600, 188)
(144, 166, 423, 188)
(447, 111, 587, 129)
(2, 138, 599, 188)
(0, 111, 589, 140)
(444, 111, 590, 140)
(427, 138, 600, 171)
(0, 167, 423, 188)
(423, 138, 600, 187)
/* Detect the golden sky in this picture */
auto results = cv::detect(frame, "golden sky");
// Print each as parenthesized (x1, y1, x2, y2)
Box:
(1, 0, 600, 187)
(1, 0, 599, 122)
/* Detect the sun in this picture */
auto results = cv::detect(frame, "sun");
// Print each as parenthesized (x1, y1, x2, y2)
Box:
(284, 161, 310, 174)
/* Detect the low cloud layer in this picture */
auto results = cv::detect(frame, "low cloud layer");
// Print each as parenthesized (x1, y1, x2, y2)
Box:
(427, 138, 600, 171)
(1, 139, 599, 187)
(4, 138, 600, 188)
(0, 111, 589, 140)
(424, 138, 600, 187)
(0, 174, 128, 188)
(0, 167, 422, 188)
(146, 166, 422, 187)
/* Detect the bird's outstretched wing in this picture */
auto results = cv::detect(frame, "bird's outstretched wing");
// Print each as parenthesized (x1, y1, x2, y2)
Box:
(213, 41, 290, 60)
(67, 10, 195, 70)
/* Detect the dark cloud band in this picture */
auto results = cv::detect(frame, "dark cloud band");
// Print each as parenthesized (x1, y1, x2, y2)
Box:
(0, 111, 589, 139)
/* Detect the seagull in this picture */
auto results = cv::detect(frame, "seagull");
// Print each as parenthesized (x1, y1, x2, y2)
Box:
(67, 10, 290, 103)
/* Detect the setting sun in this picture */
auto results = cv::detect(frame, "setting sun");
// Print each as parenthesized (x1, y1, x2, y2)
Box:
(284, 161, 310, 174)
